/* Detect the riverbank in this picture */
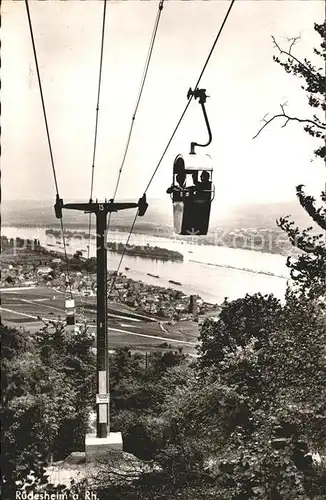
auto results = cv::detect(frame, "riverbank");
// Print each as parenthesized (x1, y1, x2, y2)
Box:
(189, 259, 287, 279)
(1, 227, 289, 303)
(39, 224, 294, 256)
(0, 244, 217, 320)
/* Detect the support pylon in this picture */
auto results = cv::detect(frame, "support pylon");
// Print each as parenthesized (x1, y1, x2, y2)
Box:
(54, 195, 148, 440)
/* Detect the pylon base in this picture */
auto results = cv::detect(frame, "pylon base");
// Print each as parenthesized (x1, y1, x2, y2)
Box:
(85, 432, 123, 463)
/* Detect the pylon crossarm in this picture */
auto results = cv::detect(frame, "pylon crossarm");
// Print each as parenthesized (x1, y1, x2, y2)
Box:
(109, 202, 139, 212)
(63, 203, 95, 212)
(61, 201, 140, 214)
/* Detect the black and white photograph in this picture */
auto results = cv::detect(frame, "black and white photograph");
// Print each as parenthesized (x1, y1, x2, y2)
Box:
(1, 0, 325, 498)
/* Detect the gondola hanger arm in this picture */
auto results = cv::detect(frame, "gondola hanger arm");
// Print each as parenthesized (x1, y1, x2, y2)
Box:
(187, 88, 212, 154)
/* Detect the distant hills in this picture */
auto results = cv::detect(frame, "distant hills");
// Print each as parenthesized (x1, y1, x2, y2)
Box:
(211, 201, 314, 231)
(1, 198, 173, 232)
(1, 198, 315, 255)
(1, 198, 313, 230)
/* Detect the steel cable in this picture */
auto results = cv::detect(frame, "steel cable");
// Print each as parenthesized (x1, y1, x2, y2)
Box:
(108, 0, 236, 289)
(107, 0, 165, 295)
(86, 0, 108, 293)
(24, 0, 73, 299)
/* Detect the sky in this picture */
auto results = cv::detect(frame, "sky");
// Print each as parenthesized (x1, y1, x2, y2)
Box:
(2, 0, 325, 218)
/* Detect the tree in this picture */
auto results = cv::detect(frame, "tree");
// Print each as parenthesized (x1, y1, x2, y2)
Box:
(1, 323, 96, 499)
(1, 325, 75, 498)
(73, 250, 83, 260)
(254, 21, 326, 299)
(137, 290, 324, 499)
(109, 347, 190, 460)
(198, 293, 283, 370)
(278, 187, 326, 299)
(35, 322, 96, 456)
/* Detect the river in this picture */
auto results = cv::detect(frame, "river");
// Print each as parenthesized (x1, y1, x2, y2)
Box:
(2, 226, 289, 304)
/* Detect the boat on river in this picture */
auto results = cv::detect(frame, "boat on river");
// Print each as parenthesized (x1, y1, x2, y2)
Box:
(169, 279, 182, 286)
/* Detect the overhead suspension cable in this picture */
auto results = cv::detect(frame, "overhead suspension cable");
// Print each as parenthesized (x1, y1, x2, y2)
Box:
(144, 0, 236, 193)
(108, 0, 236, 286)
(107, 0, 164, 236)
(107, 0, 165, 294)
(86, 0, 108, 291)
(108, 210, 139, 298)
(111, 0, 165, 203)
(89, 0, 108, 204)
(24, 0, 73, 300)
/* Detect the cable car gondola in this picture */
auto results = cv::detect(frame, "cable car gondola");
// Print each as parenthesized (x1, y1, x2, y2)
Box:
(167, 88, 215, 236)
(65, 298, 75, 326)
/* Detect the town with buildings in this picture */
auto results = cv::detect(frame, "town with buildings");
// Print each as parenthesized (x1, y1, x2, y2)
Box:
(0, 235, 217, 321)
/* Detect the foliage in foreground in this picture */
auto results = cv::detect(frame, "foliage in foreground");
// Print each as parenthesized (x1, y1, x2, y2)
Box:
(1, 322, 95, 499)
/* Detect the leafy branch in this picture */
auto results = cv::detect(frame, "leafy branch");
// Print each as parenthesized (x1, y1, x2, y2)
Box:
(272, 34, 325, 96)
(277, 216, 325, 256)
(296, 185, 326, 231)
(272, 35, 314, 77)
